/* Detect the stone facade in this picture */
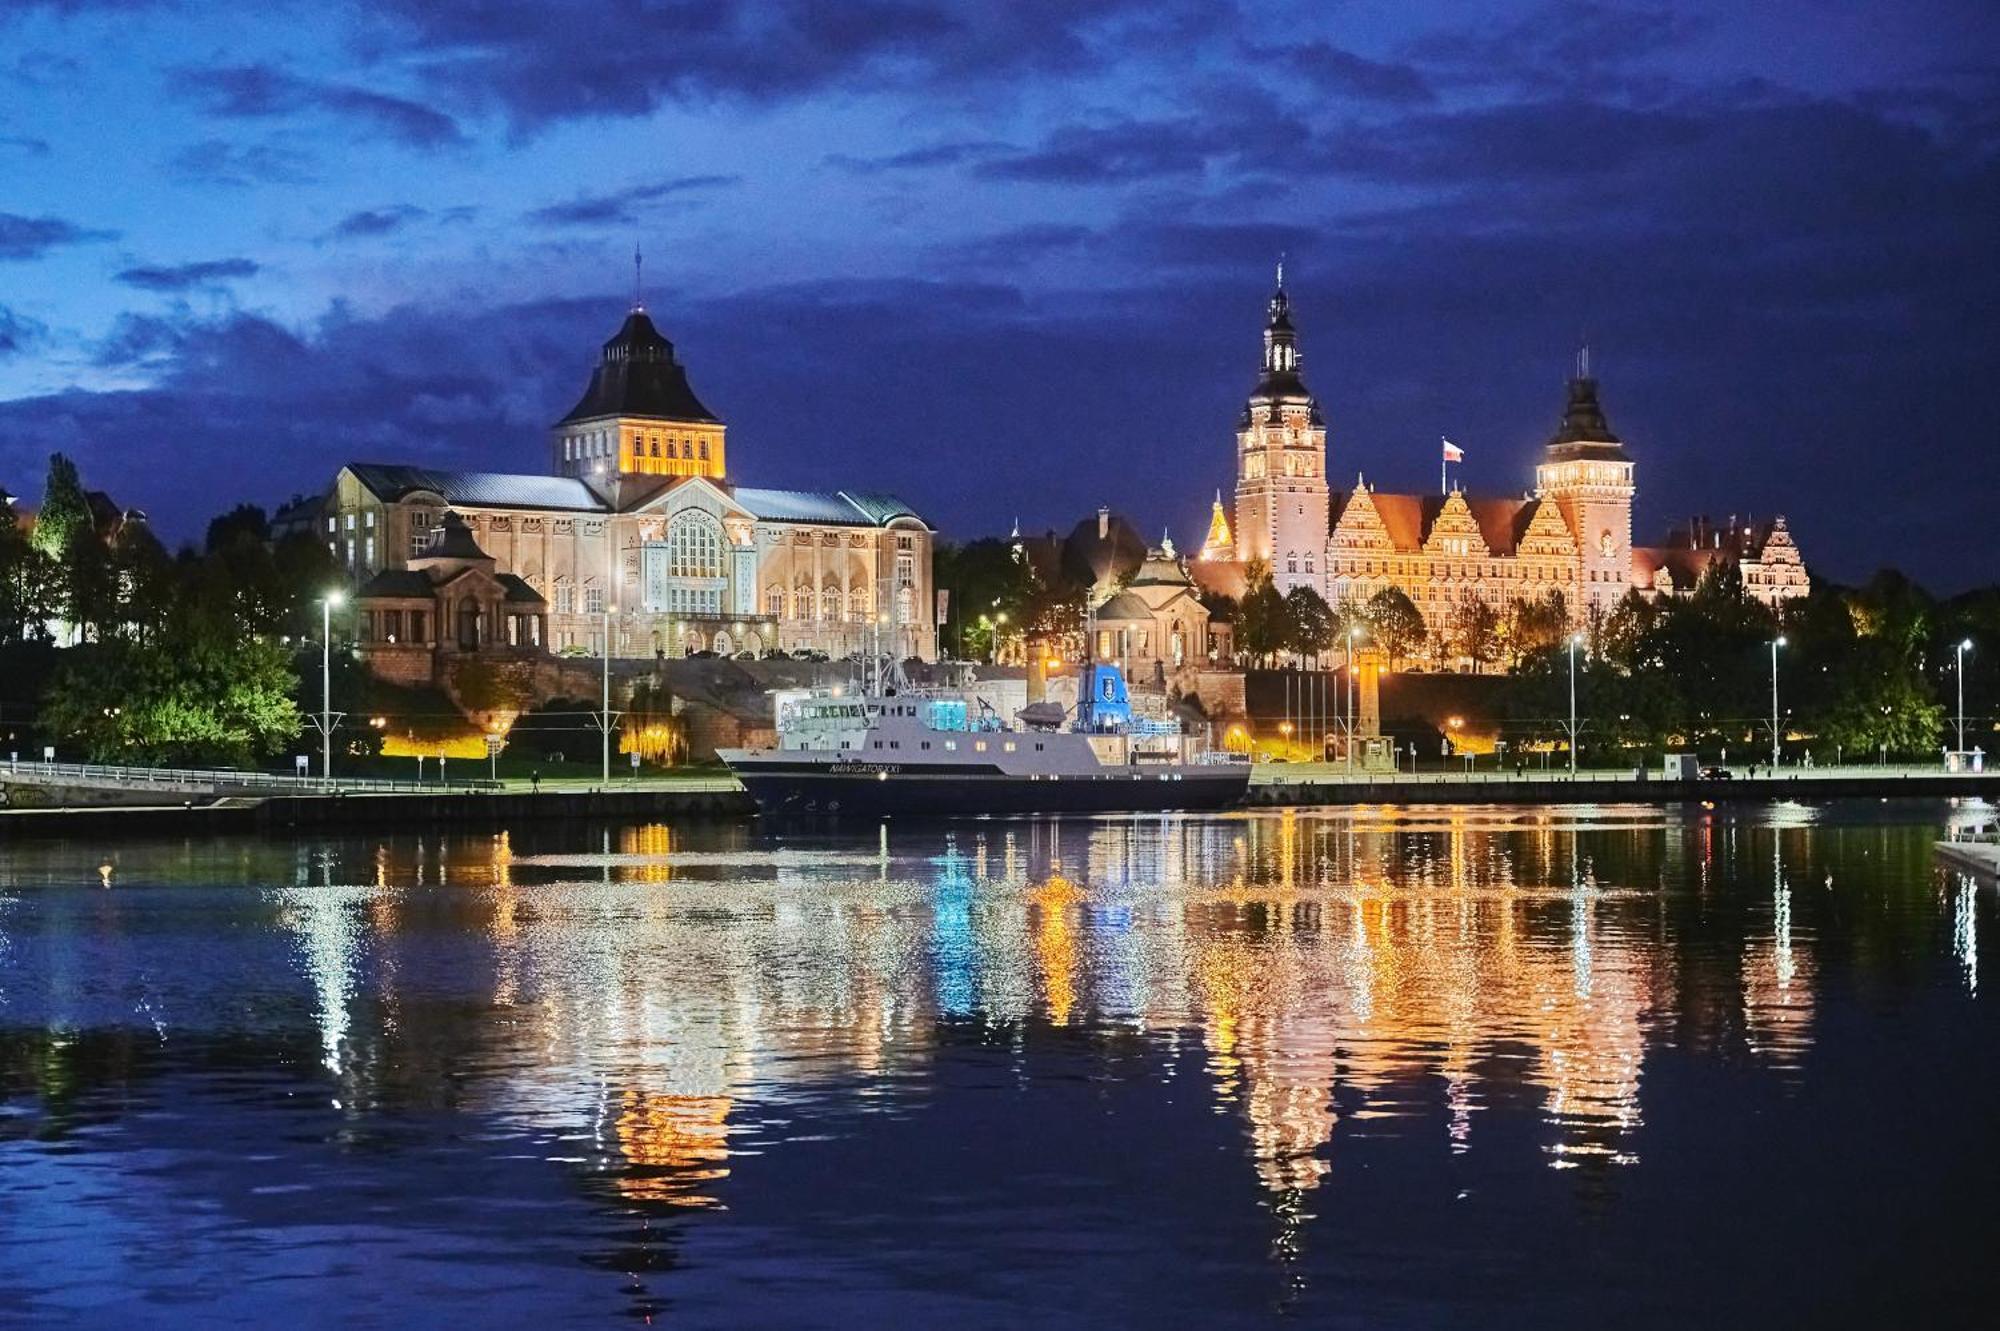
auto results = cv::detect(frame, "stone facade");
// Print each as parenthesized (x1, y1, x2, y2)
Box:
(329, 302, 937, 681)
(1194, 279, 1810, 653)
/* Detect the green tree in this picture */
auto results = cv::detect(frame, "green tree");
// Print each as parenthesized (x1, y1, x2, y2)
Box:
(0, 495, 53, 646)
(30, 453, 89, 561)
(1599, 589, 1660, 672)
(43, 631, 301, 766)
(1504, 590, 1570, 666)
(1364, 586, 1426, 670)
(1446, 599, 1501, 673)
(33, 453, 107, 644)
(1283, 584, 1335, 663)
(1236, 561, 1287, 664)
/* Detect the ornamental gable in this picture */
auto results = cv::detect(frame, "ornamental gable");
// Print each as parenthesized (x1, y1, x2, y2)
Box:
(1517, 498, 1580, 558)
(1329, 484, 1395, 553)
(1422, 491, 1489, 558)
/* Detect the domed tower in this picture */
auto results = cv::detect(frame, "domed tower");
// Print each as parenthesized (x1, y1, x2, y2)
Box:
(552, 299, 726, 488)
(1534, 349, 1635, 617)
(1233, 265, 1328, 592)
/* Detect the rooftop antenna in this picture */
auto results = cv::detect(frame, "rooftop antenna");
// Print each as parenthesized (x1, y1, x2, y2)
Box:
(1275, 252, 1286, 289)
(633, 242, 644, 311)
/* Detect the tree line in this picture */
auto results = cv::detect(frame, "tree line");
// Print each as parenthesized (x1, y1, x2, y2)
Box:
(1, 454, 334, 765)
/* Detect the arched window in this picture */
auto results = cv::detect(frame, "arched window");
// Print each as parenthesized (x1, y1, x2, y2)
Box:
(666, 512, 724, 578)
(848, 588, 868, 621)
(795, 582, 814, 619)
(821, 588, 841, 622)
(765, 586, 785, 618)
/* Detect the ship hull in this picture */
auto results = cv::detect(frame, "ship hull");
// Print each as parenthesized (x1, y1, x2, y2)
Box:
(725, 759, 1249, 817)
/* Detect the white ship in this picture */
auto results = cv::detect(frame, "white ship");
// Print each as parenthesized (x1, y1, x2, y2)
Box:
(719, 663, 1250, 817)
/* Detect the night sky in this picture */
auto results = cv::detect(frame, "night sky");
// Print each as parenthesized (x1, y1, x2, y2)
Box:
(1, 1, 1994, 590)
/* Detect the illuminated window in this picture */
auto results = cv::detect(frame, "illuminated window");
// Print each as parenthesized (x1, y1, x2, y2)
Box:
(665, 512, 724, 578)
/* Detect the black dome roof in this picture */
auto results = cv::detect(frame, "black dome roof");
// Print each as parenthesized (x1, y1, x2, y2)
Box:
(556, 308, 720, 427)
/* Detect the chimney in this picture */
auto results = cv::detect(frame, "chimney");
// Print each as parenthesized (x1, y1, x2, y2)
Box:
(1097, 506, 1110, 540)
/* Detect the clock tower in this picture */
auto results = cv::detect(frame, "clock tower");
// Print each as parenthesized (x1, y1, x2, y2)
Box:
(1232, 268, 1329, 593)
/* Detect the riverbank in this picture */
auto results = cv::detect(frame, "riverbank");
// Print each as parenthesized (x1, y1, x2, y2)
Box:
(3, 767, 1995, 839)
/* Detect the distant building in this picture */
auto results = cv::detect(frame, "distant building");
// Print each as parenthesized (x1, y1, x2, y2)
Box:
(1015, 507, 1230, 680)
(1193, 275, 1810, 643)
(325, 298, 937, 674)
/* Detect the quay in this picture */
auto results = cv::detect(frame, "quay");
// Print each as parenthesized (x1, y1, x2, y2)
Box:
(2, 760, 1995, 839)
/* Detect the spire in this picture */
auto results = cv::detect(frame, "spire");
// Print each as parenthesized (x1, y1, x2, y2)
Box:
(1198, 491, 1233, 561)
(1542, 347, 1630, 462)
(1248, 265, 1317, 421)
(632, 243, 645, 311)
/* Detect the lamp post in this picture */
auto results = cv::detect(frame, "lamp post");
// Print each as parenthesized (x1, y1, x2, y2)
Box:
(1769, 635, 1787, 770)
(601, 603, 616, 784)
(1956, 638, 1973, 756)
(1566, 632, 1582, 774)
(319, 590, 344, 782)
(1346, 625, 1363, 775)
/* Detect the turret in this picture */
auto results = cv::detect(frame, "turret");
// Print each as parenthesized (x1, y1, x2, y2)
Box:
(1232, 262, 1329, 591)
(552, 292, 727, 491)
(1534, 348, 1635, 616)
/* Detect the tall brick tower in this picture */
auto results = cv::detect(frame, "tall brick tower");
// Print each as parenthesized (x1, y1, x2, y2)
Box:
(1232, 266, 1329, 593)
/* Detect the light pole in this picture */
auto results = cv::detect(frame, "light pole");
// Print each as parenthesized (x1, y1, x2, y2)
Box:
(1769, 635, 1787, 770)
(319, 590, 344, 782)
(1346, 625, 1363, 775)
(1566, 632, 1582, 774)
(1955, 638, 1973, 756)
(601, 603, 616, 784)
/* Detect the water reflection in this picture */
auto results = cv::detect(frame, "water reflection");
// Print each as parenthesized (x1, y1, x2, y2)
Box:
(0, 803, 1991, 1324)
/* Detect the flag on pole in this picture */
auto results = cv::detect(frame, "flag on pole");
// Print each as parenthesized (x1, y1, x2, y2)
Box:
(1442, 438, 1464, 462)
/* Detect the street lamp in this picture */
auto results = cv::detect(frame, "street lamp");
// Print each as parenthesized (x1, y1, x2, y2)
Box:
(1346, 625, 1365, 774)
(1956, 638, 1974, 757)
(1566, 632, 1583, 774)
(319, 590, 345, 782)
(602, 602, 617, 784)
(1769, 635, 1787, 770)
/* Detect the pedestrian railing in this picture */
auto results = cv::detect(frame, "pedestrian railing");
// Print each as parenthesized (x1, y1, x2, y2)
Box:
(3, 758, 498, 795)
(1250, 765, 1994, 787)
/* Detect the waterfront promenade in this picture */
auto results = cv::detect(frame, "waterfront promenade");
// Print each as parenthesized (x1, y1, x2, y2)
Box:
(2, 759, 1993, 838)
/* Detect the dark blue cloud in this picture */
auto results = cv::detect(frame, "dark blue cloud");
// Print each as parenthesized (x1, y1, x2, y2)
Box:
(366, 0, 1207, 131)
(825, 140, 1013, 173)
(324, 205, 426, 239)
(1254, 40, 1435, 105)
(525, 175, 743, 227)
(114, 257, 260, 291)
(0, 211, 113, 259)
(170, 62, 465, 148)
(166, 138, 320, 187)
(0, 304, 45, 358)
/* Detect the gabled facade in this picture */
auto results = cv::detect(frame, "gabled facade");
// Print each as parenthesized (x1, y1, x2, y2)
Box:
(1190, 278, 1810, 660)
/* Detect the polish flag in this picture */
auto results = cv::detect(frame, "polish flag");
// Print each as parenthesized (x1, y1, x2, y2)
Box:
(1442, 438, 1465, 462)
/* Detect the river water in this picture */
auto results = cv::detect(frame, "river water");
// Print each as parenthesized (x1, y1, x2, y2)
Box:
(1, 801, 1996, 1327)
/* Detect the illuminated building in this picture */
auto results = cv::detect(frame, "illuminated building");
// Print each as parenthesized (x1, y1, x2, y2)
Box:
(325, 295, 937, 674)
(1192, 276, 1811, 648)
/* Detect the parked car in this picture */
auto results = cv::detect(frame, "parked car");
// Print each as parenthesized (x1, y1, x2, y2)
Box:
(1700, 765, 1734, 780)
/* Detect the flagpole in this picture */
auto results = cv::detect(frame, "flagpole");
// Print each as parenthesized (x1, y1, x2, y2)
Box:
(1440, 437, 1446, 494)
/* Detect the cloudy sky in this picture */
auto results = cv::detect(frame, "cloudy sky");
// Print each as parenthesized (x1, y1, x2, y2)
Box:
(1, 0, 1994, 589)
